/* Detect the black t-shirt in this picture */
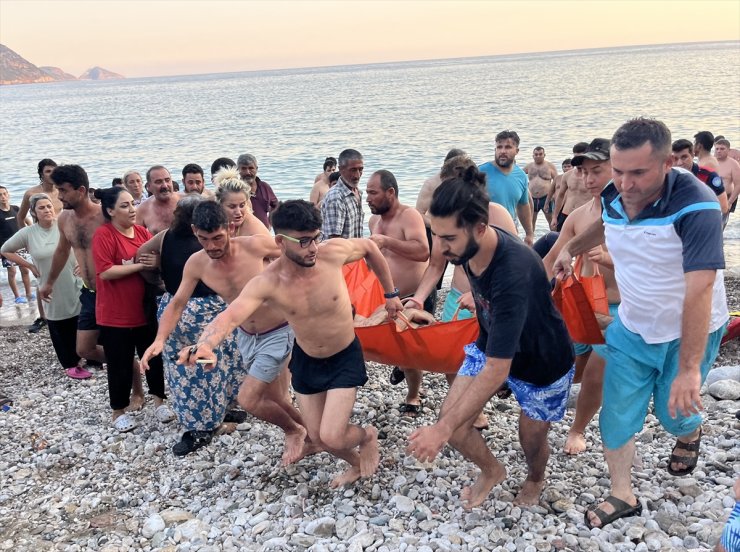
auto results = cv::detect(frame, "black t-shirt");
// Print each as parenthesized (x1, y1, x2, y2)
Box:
(464, 227, 574, 386)
(161, 230, 215, 297)
(0, 206, 20, 246)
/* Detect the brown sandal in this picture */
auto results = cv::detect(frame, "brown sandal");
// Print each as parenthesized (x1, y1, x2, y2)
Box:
(667, 427, 702, 476)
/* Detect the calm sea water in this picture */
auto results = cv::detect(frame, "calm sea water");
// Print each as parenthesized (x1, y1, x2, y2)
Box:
(1, 41, 739, 263)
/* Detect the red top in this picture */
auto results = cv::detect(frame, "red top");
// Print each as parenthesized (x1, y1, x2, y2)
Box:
(92, 222, 152, 327)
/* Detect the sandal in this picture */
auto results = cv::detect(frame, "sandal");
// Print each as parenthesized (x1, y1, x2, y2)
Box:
(113, 414, 137, 433)
(399, 402, 422, 417)
(223, 409, 248, 424)
(172, 430, 213, 457)
(155, 404, 176, 423)
(585, 495, 642, 529)
(667, 427, 702, 476)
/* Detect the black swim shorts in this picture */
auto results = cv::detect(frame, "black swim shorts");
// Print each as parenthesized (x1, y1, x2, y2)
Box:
(289, 335, 367, 395)
(77, 287, 98, 331)
(532, 196, 548, 213)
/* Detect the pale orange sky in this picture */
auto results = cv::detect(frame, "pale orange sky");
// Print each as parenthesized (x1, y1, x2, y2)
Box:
(1, 0, 739, 77)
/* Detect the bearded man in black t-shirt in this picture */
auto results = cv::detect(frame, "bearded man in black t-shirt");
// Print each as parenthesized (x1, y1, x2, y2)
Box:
(407, 166, 574, 509)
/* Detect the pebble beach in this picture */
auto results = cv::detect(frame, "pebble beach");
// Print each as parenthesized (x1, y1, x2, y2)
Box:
(0, 280, 738, 552)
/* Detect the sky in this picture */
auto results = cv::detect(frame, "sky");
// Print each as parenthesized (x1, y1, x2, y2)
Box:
(1, 0, 739, 78)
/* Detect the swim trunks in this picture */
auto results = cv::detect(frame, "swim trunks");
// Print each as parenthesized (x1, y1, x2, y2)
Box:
(555, 211, 568, 232)
(720, 501, 740, 552)
(289, 335, 367, 395)
(441, 286, 474, 322)
(532, 196, 548, 213)
(77, 286, 98, 331)
(236, 323, 294, 384)
(458, 342, 574, 422)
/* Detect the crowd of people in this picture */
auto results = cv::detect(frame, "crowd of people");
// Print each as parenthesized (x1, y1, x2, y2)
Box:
(1, 121, 739, 548)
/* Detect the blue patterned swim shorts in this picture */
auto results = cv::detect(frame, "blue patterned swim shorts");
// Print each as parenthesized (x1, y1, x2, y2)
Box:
(458, 343, 574, 422)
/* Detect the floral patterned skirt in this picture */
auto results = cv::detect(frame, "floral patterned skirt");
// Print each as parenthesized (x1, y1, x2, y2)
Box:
(158, 293, 247, 431)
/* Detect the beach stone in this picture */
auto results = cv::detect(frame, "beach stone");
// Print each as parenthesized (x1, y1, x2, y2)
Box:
(350, 531, 375, 549)
(142, 514, 165, 538)
(305, 516, 335, 537)
(289, 533, 315, 547)
(683, 535, 700, 548)
(393, 495, 415, 513)
(161, 509, 193, 524)
(708, 380, 740, 400)
(705, 365, 740, 386)
(336, 517, 356, 540)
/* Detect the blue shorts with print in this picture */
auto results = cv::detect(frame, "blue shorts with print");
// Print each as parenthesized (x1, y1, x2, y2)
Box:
(459, 343, 574, 422)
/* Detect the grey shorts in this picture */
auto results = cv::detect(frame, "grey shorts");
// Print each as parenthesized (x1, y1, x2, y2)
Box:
(236, 323, 294, 383)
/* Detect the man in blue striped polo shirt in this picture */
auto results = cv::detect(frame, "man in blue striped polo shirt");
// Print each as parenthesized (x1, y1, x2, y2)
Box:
(553, 118, 728, 529)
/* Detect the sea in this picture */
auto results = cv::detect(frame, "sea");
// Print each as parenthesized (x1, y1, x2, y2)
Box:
(1, 41, 739, 268)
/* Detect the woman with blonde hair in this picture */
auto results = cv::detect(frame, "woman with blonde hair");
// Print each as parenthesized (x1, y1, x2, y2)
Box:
(214, 167, 270, 237)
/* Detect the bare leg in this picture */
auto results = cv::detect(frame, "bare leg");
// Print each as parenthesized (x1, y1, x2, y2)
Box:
(19, 266, 32, 298)
(36, 291, 46, 320)
(565, 353, 605, 455)
(514, 412, 550, 505)
(404, 369, 423, 407)
(586, 438, 638, 527)
(128, 358, 145, 411)
(238, 374, 306, 465)
(77, 329, 105, 363)
(6, 266, 19, 299)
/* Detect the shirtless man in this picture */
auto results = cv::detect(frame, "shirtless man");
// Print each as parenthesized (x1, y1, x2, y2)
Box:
(694, 131, 719, 172)
(141, 201, 309, 464)
(367, 169, 430, 416)
(17, 159, 62, 227)
(715, 138, 740, 214)
(543, 138, 620, 455)
(715, 135, 740, 164)
(309, 157, 337, 207)
(122, 170, 145, 207)
(524, 147, 558, 229)
(552, 142, 591, 232)
(549, 158, 572, 220)
(135, 166, 181, 234)
(181, 163, 213, 198)
(184, 200, 403, 486)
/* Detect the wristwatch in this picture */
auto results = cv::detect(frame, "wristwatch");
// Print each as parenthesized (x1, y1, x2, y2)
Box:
(384, 287, 400, 299)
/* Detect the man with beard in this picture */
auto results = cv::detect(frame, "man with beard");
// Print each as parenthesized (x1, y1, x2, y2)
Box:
(184, 200, 403, 487)
(478, 131, 534, 245)
(367, 169, 430, 416)
(136, 166, 182, 234)
(17, 159, 63, 227)
(181, 163, 214, 198)
(406, 167, 574, 509)
(141, 201, 312, 464)
(237, 154, 278, 230)
(322, 149, 365, 239)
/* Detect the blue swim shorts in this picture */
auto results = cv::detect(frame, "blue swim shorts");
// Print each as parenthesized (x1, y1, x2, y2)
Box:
(599, 313, 726, 450)
(458, 343, 575, 422)
(720, 501, 740, 552)
(441, 287, 474, 322)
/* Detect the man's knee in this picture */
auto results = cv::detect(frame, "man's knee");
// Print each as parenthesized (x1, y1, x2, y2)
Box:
(320, 425, 350, 451)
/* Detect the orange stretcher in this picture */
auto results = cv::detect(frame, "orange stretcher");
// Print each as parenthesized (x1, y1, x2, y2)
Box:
(343, 260, 480, 373)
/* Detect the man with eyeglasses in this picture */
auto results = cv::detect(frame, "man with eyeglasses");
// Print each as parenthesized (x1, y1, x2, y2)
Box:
(142, 201, 314, 464)
(185, 200, 404, 487)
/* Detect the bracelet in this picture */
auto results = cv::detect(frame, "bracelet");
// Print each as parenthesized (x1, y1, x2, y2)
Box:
(384, 287, 400, 299)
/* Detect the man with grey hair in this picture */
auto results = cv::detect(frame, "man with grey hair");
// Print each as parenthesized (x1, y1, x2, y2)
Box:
(321, 149, 365, 238)
(136, 165, 181, 235)
(237, 154, 278, 230)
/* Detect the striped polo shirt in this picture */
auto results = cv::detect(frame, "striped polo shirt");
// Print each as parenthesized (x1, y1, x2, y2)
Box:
(601, 167, 728, 344)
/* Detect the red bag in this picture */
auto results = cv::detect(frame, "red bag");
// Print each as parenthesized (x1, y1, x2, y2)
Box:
(354, 309, 479, 373)
(574, 255, 609, 315)
(552, 273, 605, 345)
(342, 260, 385, 317)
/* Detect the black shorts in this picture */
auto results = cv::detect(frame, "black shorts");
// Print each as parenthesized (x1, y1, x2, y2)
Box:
(1, 257, 14, 269)
(78, 287, 98, 331)
(289, 335, 367, 395)
(556, 211, 568, 232)
(426, 225, 446, 291)
(532, 196, 547, 213)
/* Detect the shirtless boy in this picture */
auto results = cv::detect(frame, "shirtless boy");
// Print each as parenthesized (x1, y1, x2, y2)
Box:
(184, 200, 403, 487)
(141, 201, 309, 464)
(524, 147, 558, 228)
(17, 159, 63, 227)
(367, 169, 430, 416)
(543, 138, 620, 455)
(136, 166, 181, 234)
(552, 143, 592, 231)
(309, 157, 337, 207)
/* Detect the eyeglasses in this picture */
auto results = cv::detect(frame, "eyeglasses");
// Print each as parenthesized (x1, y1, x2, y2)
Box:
(278, 232, 324, 248)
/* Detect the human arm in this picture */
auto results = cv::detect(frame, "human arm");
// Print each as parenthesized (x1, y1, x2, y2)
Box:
(93, 227, 155, 281)
(728, 161, 740, 205)
(542, 213, 578, 279)
(552, 174, 568, 227)
(415, 178, 435, 227)
(39, 219, 72, 300)
(668, 269, 716, 418)
(369, 209, 429, 262)
(551, 218, 605, 279)
(140, 258, 201, 369)
(309, 182, 322, 206)
(516, 193, 534, 246)
(16, 193, 31, 227)
(0, 229, 39, 278)
(344, 238, 404, 318)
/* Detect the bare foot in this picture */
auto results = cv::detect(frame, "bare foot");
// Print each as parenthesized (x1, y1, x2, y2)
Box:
(330, 466, 361, 488)
(473, 412, 489, 431)
(513, 479, 545, 506)
(564, 430, 587, 455)
(214, 422, 238, 435)
(127, 394, 145, 412)
(460, 462, 506, 510)
(358, 426, 380, 478)
(281, 426, 308, 466)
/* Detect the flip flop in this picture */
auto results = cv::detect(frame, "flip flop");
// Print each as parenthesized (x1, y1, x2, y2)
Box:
(667, 427, 702, 476)
(0, 393, 12, 409)
(172, 430, 213, 457)
(155, 404, 176, 423)
(585, 495, 642, 529)
(66, 366, 92, 380)
(399, 403, 422, 417)
(113, 414, 137, 433)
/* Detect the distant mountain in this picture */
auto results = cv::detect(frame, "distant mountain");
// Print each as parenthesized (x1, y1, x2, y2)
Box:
(79, 66, 124, 80)
(39, 66, 77, 81)
(0, 44, 55, 85)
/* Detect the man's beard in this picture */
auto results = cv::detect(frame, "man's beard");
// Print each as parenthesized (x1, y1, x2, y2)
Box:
(495, 156, 514, 168)
(286, 248, 316, 267)
(446, 235, 480, 266)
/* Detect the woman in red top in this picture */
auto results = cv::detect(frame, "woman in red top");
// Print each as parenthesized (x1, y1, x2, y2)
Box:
(92, 187, 174, 432)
